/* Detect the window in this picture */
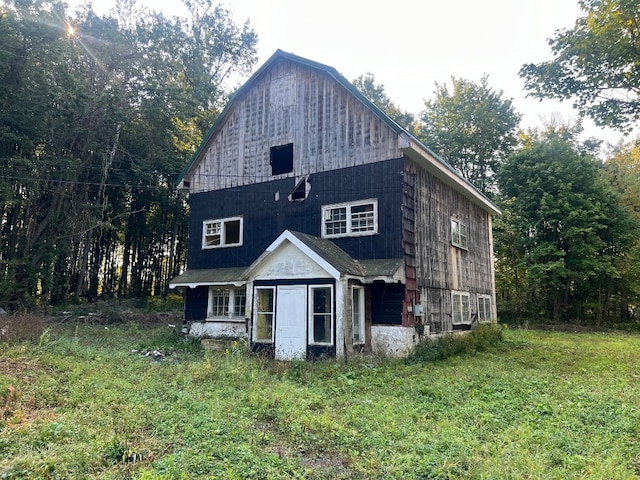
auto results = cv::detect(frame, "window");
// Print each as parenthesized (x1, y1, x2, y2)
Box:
(352, 286, 365, 345)
(452, 291, 471, 324)
(270, 143, 293, 175)
(254, 287, 275, 342)
(322, 199, 378, 238)
(207, 287, 246, 318)
(202, 216, 243, 249)
(451, 218, 469, 249)
(478, 295, 492, 322)
(309, 285, 333, 345)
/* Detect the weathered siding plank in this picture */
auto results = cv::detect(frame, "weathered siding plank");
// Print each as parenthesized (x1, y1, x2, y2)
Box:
(404, 158, 494, 332)
(187, 59, 402, 193)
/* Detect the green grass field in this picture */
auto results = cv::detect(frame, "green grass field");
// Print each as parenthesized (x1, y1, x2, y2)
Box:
(1, 322, 640, 479)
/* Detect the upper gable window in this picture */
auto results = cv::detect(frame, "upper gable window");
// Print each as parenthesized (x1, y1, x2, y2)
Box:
(202, 216, 243, 249)
(270, 143, 293, 175)
(451, 218, 469, 250)
(322, 199, 378, 238)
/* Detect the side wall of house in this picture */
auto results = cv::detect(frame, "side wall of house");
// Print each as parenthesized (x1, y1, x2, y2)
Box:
(187, 159, 405, 269)
(404, 159, 495, 333)
(186, 59, 403, 193)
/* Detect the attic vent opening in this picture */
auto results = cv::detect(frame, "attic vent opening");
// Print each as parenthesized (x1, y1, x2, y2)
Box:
(289, 176, 310, 202)
(270, 143, 293, 175)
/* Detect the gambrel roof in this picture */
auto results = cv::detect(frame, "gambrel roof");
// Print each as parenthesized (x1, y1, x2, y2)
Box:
(177, 49, 500, 216)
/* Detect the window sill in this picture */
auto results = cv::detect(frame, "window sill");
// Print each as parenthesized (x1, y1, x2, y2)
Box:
(322, 231, 378, 240)
(206, 316, 246, 323)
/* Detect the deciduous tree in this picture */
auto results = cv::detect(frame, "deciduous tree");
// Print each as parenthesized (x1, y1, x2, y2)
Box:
(520, 0, 640, 132)
(417, 76, 521, 195)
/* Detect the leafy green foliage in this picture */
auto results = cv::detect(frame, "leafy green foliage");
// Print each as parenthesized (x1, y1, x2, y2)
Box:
(352, 73, 417, 132)
(407, 323, 504, 363)
(520, 0, 640, 131)
(417, 75, 521, 195)
(2, 323, 640, 478)
(496, 127, 638, 324)
(0, 0, 257, 308)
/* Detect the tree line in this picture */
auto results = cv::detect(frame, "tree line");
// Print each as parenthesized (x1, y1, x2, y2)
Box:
(0, 0, 257, 309)
(1, 0, 639, 326)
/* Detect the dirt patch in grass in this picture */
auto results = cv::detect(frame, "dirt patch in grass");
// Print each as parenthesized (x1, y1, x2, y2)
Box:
(266, 444, 351, 477)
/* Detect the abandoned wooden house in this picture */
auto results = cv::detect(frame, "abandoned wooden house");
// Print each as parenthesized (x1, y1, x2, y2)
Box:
(169, 49, 500, 360)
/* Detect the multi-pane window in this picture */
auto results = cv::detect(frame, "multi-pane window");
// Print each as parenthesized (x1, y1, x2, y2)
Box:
(202, 216, 243, 249)
(452, 291, 471, 324)
(310, 285, 333, 345)
(352, 286, 365, 345)
(254, 287, 275, 342)
(478, 295, 492, 322)
(233, 289, 247, 317)
(451, 218, 469, 249)
(207, 287, 246, 318)
(322, 199, 378, 238)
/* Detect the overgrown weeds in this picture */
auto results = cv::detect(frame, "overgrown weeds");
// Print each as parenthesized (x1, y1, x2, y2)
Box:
(0, 314, 47, 344)
(407, 322, 504, 363)
(2, 322, 640, 479)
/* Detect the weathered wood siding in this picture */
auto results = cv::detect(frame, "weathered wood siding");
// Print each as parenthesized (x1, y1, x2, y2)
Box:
(404, 159, 494, 332)
(187, 59, 402, 193)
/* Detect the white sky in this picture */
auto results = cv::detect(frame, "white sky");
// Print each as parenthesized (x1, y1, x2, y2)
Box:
(71, 0, 632, 147)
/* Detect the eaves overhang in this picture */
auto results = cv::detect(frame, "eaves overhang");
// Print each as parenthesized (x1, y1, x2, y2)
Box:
(399, 132, 502, 217)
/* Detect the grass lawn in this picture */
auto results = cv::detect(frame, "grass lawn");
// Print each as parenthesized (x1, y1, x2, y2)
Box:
(1, 322, 640, 479)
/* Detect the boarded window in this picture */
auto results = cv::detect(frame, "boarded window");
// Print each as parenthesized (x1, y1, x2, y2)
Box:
(270, 143, 293, 175)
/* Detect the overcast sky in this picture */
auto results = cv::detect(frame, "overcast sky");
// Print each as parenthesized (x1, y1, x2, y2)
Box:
(70, 0, 630, 147)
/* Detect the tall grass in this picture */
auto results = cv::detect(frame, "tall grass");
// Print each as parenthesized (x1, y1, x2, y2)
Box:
(2, 322, 640, 479)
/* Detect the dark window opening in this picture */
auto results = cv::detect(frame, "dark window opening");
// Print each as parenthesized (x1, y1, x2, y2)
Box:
(224, 219, 241, 244)
(289, 177, 309, 202)
(270, 143, 294, 175)
(370, 282, 404, 325)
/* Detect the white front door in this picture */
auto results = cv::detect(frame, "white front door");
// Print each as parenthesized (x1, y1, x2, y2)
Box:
(275, 285, 307, 360)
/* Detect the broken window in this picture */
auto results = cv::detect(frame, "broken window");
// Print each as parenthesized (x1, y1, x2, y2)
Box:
(202, 216, 243, 249)
(270, 143, 293, 175)
(289, 177, 309, 202)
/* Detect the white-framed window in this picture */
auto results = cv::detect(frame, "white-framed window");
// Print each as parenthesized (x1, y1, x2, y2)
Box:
(452, 291, 471, 324)
(451, 218, 469, 249)
(207, 287, 246, 319)
(254, 287, 275, 342)
(477, 295, 492, 322)
(321, 199, 378, 238)
(352, 286, 365, 345)
(202, 216, 243, 249)
(309, 285, 333, 345)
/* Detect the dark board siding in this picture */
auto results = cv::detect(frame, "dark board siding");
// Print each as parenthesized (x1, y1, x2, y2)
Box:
(185, 287, 208, 321)
(187, 158, 405, 269)
(370, 282, 404, 325)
